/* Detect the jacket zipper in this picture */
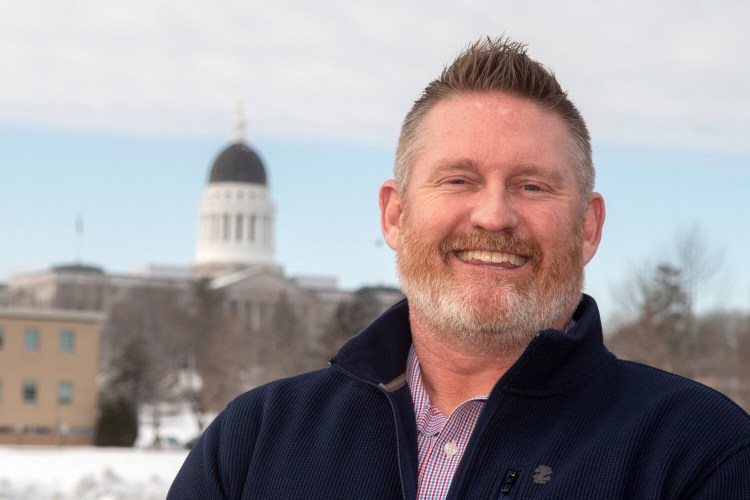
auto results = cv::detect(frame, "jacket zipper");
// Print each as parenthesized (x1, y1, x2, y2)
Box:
(330, 363, 408, 500)
(499, 469, 520, 497)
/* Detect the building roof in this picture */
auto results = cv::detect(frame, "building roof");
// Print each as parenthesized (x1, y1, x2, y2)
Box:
(209, 142, 267, 185)
(0, 307, 104, 322)
(51, 263, 105, 275)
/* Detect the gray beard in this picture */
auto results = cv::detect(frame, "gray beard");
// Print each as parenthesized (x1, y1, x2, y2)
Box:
(396, 225, 585, 353)
(401, 271, 584, 353)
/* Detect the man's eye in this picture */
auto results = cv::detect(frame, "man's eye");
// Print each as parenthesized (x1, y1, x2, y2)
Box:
(446, 179, 467, 185)
(522, 184, 541, 191)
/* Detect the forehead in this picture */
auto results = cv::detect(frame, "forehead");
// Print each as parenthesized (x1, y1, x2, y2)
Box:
(411, 92, 575, 182)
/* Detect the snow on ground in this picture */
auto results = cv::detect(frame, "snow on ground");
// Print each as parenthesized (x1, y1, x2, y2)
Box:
(0, 406, 215, 499)
(0, 446, 189, 499)
(135, 404, 213, 449)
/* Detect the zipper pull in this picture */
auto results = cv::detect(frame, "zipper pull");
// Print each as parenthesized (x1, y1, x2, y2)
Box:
(500, 469, 520, 495)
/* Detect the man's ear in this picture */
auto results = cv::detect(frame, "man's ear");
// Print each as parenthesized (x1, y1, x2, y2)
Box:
(582, 192, 605, 265)
(379, 180, 403, 250)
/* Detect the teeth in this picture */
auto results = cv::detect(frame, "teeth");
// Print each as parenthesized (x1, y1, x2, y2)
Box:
(457, 250, 525, 266)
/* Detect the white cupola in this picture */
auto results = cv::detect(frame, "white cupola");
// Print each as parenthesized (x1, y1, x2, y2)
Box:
(194, 108, 275, 274)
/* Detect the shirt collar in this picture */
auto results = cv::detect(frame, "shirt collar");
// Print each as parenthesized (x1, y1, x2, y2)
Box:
(407, 345, 489, 436)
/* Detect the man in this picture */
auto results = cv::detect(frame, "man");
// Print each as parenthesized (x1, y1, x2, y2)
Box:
(170, 38, 750, 499)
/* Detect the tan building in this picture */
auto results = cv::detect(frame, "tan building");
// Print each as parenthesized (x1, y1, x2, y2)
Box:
(0, 308, 103, 445)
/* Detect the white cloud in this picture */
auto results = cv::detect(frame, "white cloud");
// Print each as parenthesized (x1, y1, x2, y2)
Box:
(1, 0, 748, 152)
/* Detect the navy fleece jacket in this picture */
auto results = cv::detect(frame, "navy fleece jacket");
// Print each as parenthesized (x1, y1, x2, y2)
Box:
(169, 295, 750, 499)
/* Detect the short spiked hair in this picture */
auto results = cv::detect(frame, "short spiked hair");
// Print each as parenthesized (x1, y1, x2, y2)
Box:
(394, 37, 594, 205)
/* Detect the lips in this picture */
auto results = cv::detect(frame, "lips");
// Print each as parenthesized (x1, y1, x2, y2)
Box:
(455, 250, 526, 266)
(440, 229, 541, 268)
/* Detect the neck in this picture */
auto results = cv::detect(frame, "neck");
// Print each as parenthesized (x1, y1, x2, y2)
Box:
(409, 308, 526, 417)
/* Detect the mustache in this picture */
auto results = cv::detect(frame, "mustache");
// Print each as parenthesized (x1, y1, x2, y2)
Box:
(439, 229, 543, 260)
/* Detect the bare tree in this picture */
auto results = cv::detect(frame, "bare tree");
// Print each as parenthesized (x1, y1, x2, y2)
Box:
(609, 264, 696, 375)
(320, 286, 404, 359)
(178, 279, 254, 429)
(607, 227, 748, 403)
(733, 321, 750, 409)
(674, 223, 724, 312)
(100, 286, 188, 444)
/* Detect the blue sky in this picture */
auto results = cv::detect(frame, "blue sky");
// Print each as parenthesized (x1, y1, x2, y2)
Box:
(1, 1, 749, 323)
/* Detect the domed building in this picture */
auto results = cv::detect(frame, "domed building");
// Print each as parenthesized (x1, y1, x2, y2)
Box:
(0, 110, 405, 439)
(194, 129, 276, 277)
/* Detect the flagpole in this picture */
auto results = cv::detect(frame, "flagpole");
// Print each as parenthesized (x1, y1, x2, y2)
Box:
(75, 214, 83, 264)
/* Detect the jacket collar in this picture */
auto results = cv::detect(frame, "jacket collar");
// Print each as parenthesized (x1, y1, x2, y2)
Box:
(330, 298, 413, 387)
(497, 294, 615, 394)
(330, 294, 614, 395)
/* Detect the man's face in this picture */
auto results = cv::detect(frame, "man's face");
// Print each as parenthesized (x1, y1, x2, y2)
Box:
(380, 92, 604, 351)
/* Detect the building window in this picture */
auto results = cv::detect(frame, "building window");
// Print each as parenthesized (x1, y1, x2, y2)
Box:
(249, 214, 256, 242)
(23, 380, 37, 404)
(223, 214, 231, 241)
(201, 216, 209, 241)
(211, 214, 220, 240)
(58, 381, 73, 405)
(25, 329, 39, 351)
(235, 214, 244, 241)
(250, 302, 260, 332)
(263, 216, 271, 243)
(20, 426, 51, 435)
(69, 426, 93, 437)
(60, 330, 75, 352)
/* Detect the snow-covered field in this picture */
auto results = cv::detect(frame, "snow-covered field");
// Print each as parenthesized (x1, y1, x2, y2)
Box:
(0, 446, 189, 499)
(0, 407, 209, 499)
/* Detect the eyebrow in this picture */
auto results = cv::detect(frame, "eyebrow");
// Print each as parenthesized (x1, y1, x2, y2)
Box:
(428, 158, 480, 175)
(429, 159, 568, 185)
(511, 164, 567, 185)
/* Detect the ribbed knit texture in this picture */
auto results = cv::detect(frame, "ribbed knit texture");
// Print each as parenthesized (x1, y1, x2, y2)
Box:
(169, 296, 750, 499)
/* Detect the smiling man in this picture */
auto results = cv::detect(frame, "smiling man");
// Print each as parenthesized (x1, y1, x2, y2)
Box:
(170, 38, 750, 499)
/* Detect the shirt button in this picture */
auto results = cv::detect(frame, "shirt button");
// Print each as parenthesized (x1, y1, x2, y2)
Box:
(443, 441, 459, 457)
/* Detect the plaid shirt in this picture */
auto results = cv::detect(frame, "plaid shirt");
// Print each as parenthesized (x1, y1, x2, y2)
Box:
(406, 346, 488, 500)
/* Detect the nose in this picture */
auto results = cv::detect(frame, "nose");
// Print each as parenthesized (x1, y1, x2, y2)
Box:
(468, 185, 518, 232)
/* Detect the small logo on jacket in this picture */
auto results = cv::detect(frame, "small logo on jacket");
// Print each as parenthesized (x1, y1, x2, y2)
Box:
(532, 465, 553, 484)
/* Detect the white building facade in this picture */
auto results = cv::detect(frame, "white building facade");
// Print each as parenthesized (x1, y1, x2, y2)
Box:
(194, 141, 276, 277)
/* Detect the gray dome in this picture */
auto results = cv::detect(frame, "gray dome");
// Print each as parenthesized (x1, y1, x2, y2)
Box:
(209, 142, 267, 185)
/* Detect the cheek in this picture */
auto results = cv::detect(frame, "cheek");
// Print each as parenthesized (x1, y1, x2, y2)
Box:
(526, 210, 582, 257)
(522, 208, 567, 238)
(411, 206, 464, 239)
